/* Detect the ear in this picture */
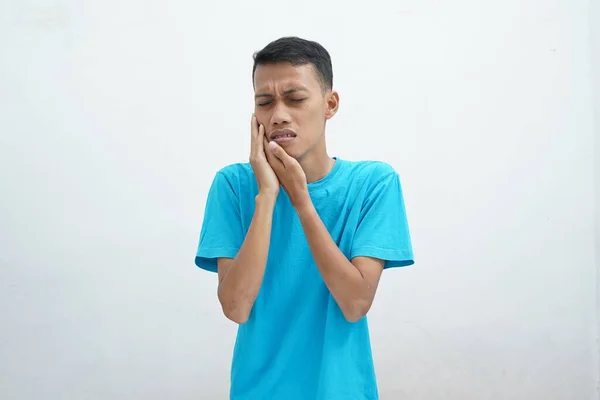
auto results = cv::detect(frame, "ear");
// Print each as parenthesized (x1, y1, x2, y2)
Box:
(324, 91, 339, 120)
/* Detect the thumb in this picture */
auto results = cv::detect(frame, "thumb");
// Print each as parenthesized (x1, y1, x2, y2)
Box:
(268, 141, 289, 164)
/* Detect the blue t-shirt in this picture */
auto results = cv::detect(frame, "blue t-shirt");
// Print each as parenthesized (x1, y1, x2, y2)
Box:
(195, 157, 414, 400)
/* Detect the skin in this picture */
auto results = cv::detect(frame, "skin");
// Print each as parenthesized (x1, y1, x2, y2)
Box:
(216, 62, 385, 324)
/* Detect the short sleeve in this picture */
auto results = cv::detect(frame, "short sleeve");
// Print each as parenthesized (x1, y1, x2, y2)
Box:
(194, 171, 244, 273)
(350, 172, 414, 269)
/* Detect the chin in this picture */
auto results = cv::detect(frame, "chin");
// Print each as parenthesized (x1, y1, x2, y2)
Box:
(288, 148, 309, 161)
(284, 150, 300, 160)
(276, 142, 297, 158)
(284, 144, 304, 158)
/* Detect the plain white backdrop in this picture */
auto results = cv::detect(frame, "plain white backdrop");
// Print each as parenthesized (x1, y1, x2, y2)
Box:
(1, 0, 598, 399)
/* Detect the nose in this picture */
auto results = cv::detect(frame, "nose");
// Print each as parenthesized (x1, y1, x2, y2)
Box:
(270, 102, 291, 126)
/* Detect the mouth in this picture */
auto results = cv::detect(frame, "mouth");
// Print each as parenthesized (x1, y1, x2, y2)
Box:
(269, 129, 297, 145)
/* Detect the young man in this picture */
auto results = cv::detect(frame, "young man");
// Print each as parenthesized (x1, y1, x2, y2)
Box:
(195, 37, 414, 399)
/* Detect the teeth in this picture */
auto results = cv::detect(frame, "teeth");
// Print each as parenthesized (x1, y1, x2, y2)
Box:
(274, 134, 294, 139)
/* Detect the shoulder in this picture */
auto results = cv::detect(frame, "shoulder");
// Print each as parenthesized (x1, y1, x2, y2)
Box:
(212, 162, 256, 188)
(216, 162, 254, 180)
(206, 162, 257, 200)
(340, 159, 399, 187)
(348, 160, 397, 177)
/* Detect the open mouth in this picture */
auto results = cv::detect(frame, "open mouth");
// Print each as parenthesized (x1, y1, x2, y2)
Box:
(270, 129, 297, 140)
(272, 133, 296, 139)
(270, 129, 297, 145)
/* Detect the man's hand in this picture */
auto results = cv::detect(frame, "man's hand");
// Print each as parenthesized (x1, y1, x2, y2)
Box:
(250, 115, 280, 198)
(264, 137, 383, 322)
(264, 138, 310, 209)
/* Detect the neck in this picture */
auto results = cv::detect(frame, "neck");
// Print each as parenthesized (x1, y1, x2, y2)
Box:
(298, 146, 336, 183)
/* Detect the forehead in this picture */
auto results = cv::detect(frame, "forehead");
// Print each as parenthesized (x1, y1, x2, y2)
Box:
(253, 62, 321, 92)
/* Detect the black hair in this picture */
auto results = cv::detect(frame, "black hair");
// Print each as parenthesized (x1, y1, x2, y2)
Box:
(252, 36, 333, 91)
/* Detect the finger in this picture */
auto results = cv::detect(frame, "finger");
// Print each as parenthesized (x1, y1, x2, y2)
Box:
(268, 141, 290, 167)
(263, 135, 272, 159)
(250, 115, 258, 158)
(257, 124, 265, 152)
(263, 135, 280, 166)
(251, 114, 258, 138)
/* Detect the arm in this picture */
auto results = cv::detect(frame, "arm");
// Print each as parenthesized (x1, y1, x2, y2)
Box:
(212, 115, 280, 324)
(296, 201, 384, 322)
(217, 193, 276, 324)
(264, 141, 413, 323)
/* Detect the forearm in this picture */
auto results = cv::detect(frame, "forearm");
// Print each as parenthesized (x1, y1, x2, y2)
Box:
(218, 193, 276, 323)
(296, 201, 374, 322)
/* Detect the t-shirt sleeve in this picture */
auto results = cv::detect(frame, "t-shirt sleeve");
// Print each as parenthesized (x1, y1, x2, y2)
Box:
(350, 171, 414, 269)
(194, 171, 244, 273)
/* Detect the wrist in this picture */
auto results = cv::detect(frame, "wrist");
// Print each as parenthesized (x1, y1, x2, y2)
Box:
(255, 192, 277, 208)
(294, 196, 315, 217)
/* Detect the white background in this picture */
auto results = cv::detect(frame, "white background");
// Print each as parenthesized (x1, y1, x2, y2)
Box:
(1, 0, 598, 399)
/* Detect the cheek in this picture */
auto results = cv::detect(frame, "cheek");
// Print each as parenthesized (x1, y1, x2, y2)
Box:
(254, 108, 267, 125)
(308, 100, 326, 115)
(305, 105, 325, 124)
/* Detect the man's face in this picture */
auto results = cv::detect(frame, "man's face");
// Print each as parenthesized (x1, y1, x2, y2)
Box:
(253, 62, 337, 160)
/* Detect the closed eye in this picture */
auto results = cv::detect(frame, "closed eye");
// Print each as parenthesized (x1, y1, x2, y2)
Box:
(257, 99, 304, 107)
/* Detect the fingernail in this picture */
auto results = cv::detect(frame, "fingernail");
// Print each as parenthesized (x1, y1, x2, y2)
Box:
(269, 141, 277, 150)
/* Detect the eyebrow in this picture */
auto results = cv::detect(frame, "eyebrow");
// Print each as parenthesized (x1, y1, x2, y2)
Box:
(254, 87, 308, 99)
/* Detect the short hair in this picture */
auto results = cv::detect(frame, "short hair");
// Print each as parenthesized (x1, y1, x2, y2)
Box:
(252, 36, 333, 91)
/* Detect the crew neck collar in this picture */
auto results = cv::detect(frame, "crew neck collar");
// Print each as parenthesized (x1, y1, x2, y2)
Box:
(307, 157, 342, 192)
